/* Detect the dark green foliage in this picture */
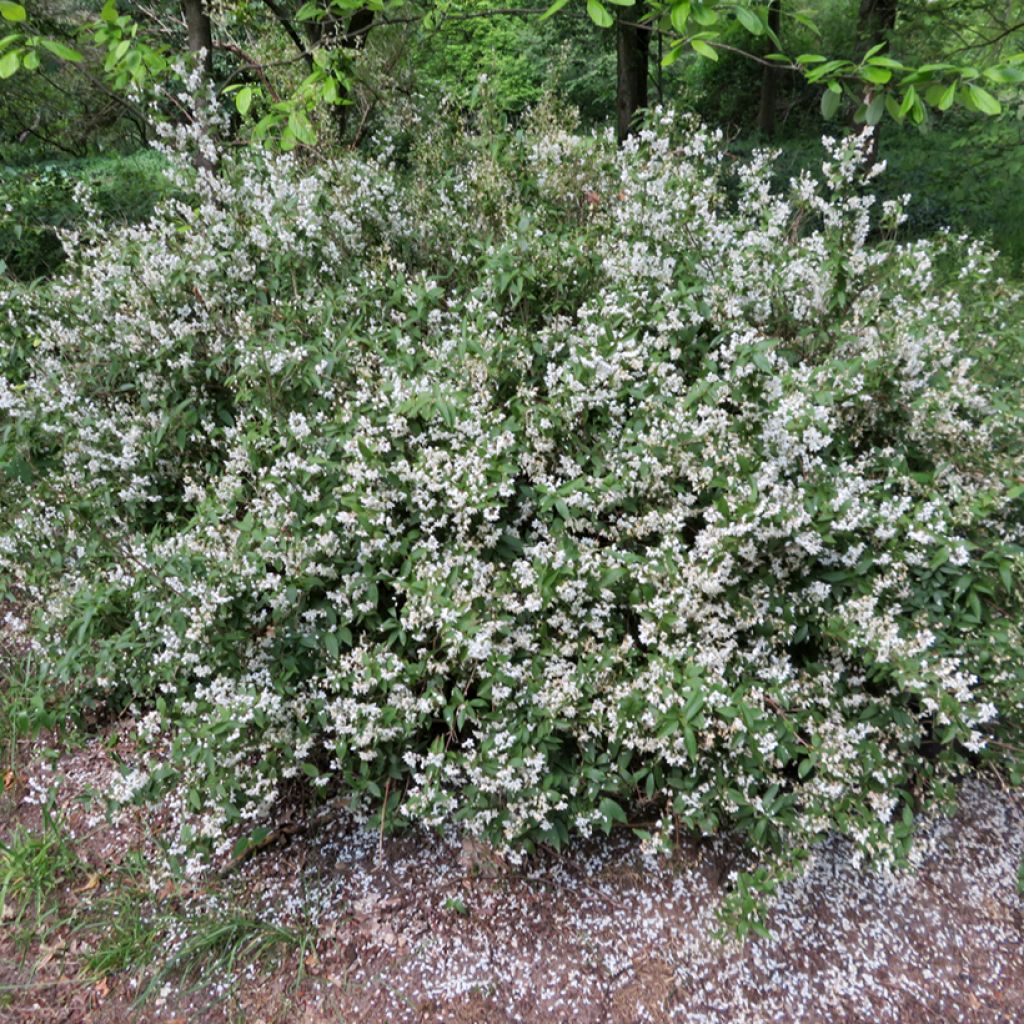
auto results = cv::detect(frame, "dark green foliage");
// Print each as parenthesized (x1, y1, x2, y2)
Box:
(0, 151, 171, 280)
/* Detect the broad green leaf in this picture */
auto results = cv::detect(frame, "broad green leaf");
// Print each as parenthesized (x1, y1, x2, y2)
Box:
(821, 87, 841, 120)
(599, 797, 628, 825)
(937, 81, 956, 110)
(691, 38, 718, 61)
(861, 65, 891, 85)
(586, 0, 613, 27)
(865, 93, 885, 124)
(661, 43, 683, 67)
(39, 38, 83, 61)
(670, 0, 690, 33)
(867, 55, 903, 69)
(235, 85, 253, 115)
(684, 726, 698, 761)
(792, 11, 821, 35)
(0, 2, 25, 22)
(967, 83, 1001, 115)
(898, 84, 916, 116)
(110, 38, 130, 66)
(288, 109, 317, 145)
(735, 6, 763, 35)
(0, 48, 17, 77)
(540, 0, 570, 18)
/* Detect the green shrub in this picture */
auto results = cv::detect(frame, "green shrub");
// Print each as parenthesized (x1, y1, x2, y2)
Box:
(2, 111, 1022, 929)
(0, 151, 171, 281)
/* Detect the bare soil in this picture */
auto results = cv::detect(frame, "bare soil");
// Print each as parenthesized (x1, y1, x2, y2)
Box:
(1, 726, 1022, 1024)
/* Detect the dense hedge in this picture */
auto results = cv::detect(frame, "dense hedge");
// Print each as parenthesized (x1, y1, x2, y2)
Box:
(2, 110, 1022, 928)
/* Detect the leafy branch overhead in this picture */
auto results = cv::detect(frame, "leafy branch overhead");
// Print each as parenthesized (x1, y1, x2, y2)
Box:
(1, 0, 1023, 147)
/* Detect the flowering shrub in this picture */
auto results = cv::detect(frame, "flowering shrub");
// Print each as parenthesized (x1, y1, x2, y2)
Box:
(2, 109, 1022, 925)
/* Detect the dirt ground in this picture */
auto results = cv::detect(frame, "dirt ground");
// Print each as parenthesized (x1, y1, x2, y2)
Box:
(1, 724, 1023, 1024)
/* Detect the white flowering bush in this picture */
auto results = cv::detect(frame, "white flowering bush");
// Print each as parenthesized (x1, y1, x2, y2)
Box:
(2, 109, 1023, 926)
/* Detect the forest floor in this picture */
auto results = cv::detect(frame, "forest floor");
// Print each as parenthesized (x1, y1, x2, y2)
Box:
(1, 717, 1023, 1024)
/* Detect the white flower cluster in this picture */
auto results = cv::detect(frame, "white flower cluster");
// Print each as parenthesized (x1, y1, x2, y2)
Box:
(1, 110, 1021, 889)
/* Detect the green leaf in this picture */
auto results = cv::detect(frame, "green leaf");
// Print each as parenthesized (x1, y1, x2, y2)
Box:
(661, 43, 683, 67)
(0, 2, 25, 22)
(599, 797, 628, 825)
(691, 38, 718, 61)
(287, 109, 317, 145)
(586, 0, 613, 27)
(39, 38, 83, 61)
(792, 11, 821, 36)
(735, 6, 763, 35)
(235, 85, 253, 115)
(967, 83, 1001, 115)
(865, 92, 885, 124)
(683, 726, 698, 761)
(937, 81, 956, 111)
(109, 38, 130, 66)
(0, 48, 16, 77)
(821, 88, 841, 120)
(539, 0, 571, 21)
(324, 630, 339, 658)
(861, 65, 891, 85)
(867, 56, 904, 69)
(670, 0, 690, 33)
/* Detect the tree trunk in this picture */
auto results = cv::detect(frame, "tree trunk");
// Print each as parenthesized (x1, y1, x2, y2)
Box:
(616, 8, 650, 144)
(856, 0, 898, 54)
(855, 0, 897, 164)
(182, 0, 213, 77)
(757, 1, 782, 138)
(181, 0, 214, 169)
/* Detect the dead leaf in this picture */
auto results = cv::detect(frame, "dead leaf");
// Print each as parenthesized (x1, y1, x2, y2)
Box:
(74, 873, 101, 894)
(36, 942, 65, 969)
(95, 977, 109, 999)
(2, 770, 14, 791)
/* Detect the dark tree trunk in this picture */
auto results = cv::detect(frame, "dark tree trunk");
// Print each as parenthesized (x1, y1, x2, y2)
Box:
(757, 1, 782, 138)
(855, 0, 898, 164)
(856, 0, 898, 53)
(182, 0, 213, 77)
(181, 0, 214, 169)
(616, 8, 650, 144)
